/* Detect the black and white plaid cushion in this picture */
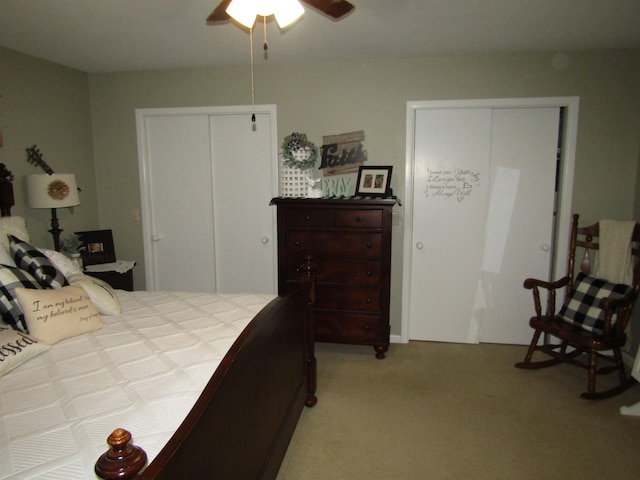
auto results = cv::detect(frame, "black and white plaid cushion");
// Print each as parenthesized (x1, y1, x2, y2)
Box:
(558, 272, 632, 334)
(0, 264, 42, 333)
(9, 235, 68, 289)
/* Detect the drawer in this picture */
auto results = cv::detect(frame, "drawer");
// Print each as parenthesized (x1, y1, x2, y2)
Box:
(285, 258, 381, 284)
(335, 209, 383, 228)
(285, 232, 382, 257)
(285, 208, 333, 227)
(314, 285, 381, 312)
(314, 311, 381, 341)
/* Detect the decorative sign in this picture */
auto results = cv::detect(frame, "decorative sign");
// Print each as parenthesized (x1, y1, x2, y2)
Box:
(322, 175, 354, 197)
(425, 168, 480, 202)
(320, 130, 367, 176)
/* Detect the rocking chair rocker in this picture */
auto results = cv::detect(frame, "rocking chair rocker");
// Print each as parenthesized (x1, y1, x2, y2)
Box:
(515, 214, 640, 399)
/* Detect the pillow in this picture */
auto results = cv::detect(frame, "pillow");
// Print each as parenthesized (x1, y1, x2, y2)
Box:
(0, 216, 30, 251)
(0, 265, 42, 333)
(67, 273, 122, 316)
(558, 272, 633, 334)
(38, 247, 83, 277)
(0, 244, 14, 267)
(10, 235, 69, 289)
(15, 285, 104, 344)
(0, 217, 29, 270)
(0, 325, 50, 376)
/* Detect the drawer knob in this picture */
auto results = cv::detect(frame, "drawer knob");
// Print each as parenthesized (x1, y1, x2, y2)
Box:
(366, 242, 372, 248)
(365, 298, 371, 304)
(355, 216, 361, 222)
(305, 215, 311, 221)
(364, 325, 371, 331)
(295, 240, 301, 246)
(366, 271, 372, 276)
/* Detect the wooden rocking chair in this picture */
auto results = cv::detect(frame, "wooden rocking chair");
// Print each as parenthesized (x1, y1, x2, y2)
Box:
(515, 214, 640, 399)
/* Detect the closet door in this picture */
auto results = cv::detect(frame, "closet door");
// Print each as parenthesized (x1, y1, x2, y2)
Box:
(140, 113, 216, 292)
(403, 98, 577, 345)
(209, 112, 277, 293)
(137, 106, 277, 294)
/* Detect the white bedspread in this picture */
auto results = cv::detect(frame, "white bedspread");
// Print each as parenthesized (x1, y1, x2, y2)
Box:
(0, 290, 275, 479)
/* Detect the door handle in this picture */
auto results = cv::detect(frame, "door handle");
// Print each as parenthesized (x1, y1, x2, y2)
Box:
(539, 243, 550, 252)
(416, 241, 424, 250)
(152, 234, 163, 242)
(261, 236, 269, 244)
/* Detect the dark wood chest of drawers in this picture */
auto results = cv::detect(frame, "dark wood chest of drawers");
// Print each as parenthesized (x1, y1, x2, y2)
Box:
(271, 197, 395, 358)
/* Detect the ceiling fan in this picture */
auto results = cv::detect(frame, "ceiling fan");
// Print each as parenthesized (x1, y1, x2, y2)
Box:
(206, 0, 355, 24)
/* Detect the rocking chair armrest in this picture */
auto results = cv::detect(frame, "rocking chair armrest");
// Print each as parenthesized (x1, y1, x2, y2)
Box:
(599, 285, 639, 311)
(523, 276, 571, 319)
(523, 276, 570, 291)
(597, 286, 639, 335)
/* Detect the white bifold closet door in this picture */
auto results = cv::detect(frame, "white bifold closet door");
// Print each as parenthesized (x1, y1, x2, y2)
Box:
(137, 106, 278, 294)
(404, 99, 578, 345)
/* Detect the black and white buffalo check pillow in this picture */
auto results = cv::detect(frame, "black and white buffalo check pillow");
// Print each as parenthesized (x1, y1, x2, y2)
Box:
(0, 264, 42, 333)
(559, 272, 632, 334)
(9, 235, 68, 289)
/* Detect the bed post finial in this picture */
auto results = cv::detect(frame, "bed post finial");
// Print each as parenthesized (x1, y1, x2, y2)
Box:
(95, 428, 147, 480)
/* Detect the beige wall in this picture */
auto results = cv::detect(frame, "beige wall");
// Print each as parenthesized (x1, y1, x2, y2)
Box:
(88, 49, 640, 336)
(0, 47, 98, 249)
(3, 46, 640, 338)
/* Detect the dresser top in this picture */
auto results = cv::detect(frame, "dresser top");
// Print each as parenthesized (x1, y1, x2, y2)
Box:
(270, 196, 399, 207)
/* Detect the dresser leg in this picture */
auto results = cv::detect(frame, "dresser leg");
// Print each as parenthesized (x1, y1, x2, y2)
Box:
(374, 344, 388, 359)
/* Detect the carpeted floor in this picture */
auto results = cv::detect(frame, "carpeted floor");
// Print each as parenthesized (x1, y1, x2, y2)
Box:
(276, 341, 640, 480)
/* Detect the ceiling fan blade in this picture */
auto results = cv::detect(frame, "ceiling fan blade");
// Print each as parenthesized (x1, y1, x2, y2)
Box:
(302, 0, 355, 19)
(206, 0, 232, 24)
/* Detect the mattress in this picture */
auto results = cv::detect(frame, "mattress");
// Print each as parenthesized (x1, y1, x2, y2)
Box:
(0, 290, 275, 479)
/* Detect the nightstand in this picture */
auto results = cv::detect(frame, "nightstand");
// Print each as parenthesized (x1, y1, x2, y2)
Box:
(84, 261, 135, 291)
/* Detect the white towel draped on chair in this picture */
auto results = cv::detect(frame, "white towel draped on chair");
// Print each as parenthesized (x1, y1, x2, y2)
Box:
(594, 219, 635, 285)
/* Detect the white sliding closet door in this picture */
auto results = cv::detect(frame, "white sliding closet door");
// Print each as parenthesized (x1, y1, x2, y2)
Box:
(137, 106, 278, 294)
(403, 98, 579, 345)
(209, 113, 276, 292)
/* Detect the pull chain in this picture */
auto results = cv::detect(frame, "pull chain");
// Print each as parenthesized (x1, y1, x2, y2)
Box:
(250, 26, 255, 123)
(263, 16, 268, 52)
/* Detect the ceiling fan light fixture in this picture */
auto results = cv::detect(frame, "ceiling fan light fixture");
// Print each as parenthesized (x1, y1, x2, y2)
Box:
(272, 0, 304, 28)
(226, 0, 258, 28)
(226, 0, 304, 29)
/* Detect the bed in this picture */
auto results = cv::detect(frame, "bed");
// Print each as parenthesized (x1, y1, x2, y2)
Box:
(0, 169, 316, 479)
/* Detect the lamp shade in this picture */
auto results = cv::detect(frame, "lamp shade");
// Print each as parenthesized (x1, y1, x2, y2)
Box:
(26, 173, 80, 209)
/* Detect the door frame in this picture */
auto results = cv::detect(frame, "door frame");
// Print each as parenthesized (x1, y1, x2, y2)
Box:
(400, 97, 579, 343)
(136, 104, 279, 292)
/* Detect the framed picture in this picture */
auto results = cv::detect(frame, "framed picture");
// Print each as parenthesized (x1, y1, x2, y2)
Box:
(355, 166, 393, 196)
(75, 229, 116, 266)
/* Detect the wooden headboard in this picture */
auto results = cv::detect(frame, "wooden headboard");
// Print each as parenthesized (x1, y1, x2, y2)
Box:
(0, 163, 15, 217)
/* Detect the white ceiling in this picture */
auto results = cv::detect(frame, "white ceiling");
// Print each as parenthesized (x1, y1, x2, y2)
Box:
(1, 0, 639, 73)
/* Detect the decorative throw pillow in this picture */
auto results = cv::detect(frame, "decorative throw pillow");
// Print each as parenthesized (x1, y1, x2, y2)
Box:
(67, 273, 122, 316)
(0, 217, 29, 269)
(38, 247, 83, 277)
(0, 216, 30, 252)
(15, 285, 104, 344)
(10, 235, 69, 289)
(0, 265, 42, 333)
(558, 272, 632, 334)
(0, 325, 50, 376)
(0, 244, 15, 267)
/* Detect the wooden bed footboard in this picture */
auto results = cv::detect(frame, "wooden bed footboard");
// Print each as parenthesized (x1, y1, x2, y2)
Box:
(95, 279, 316, 480)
